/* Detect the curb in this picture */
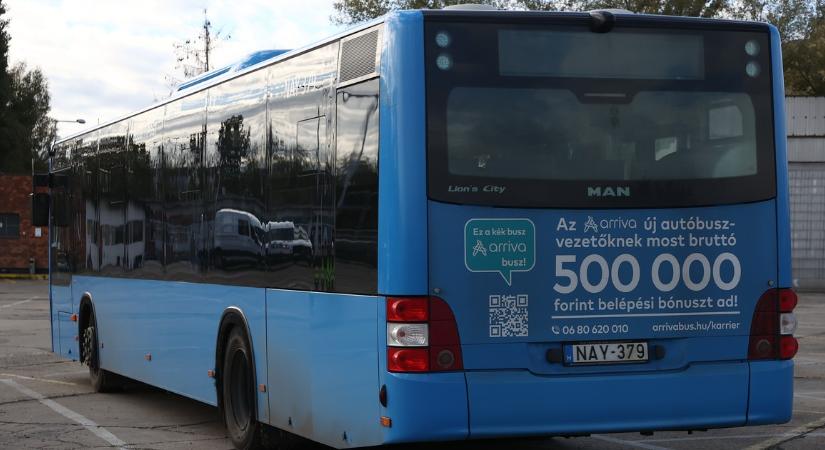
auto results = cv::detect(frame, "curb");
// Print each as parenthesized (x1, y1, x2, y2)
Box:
(0, 274, 48, 280)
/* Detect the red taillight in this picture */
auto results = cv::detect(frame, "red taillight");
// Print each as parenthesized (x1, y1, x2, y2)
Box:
(388, 348, 429, 372)
(387, 297, 429, 322)
(779, 335, 799, 359)
(749, 288, 798, 360)
(387, 296, 463, 373)
(779, 289, 798, 312)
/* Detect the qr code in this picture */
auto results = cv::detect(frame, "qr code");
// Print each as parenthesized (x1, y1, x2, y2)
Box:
(489, 294, 528, 337)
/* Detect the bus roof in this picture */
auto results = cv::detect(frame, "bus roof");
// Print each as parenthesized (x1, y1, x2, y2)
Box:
(56, 9, 771, 145)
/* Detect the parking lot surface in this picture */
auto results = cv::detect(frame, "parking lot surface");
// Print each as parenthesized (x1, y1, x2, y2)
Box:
(0, 280, 823, 449)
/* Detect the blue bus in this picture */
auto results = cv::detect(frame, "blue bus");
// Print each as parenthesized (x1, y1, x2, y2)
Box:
(43, 7, 798, 449)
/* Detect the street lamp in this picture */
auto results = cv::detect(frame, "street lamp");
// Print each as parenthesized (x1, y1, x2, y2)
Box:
(48, 118, 86, 157)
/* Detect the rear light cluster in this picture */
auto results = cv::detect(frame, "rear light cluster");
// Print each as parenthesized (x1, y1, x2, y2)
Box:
(748, 288, 799, 360)
(387, 296, 463, 372)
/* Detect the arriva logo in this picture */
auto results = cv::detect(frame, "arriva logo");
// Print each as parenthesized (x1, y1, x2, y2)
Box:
(587, 186, 631, 197)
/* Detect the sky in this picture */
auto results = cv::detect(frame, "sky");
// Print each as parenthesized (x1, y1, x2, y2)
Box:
(5, 0, 344, 138)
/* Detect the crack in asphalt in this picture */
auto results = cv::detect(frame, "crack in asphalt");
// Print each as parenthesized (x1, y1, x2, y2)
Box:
(0, 418, 221, 432)
(0, 360, 76, 370)
(762, 420, 825, 449)
(116, 435, 230, 450)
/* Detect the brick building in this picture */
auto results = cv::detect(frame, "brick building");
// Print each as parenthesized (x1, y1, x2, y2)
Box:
(0, 175, 48, 274)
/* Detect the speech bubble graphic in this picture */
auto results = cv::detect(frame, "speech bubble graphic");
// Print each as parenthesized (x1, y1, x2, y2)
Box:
(464, 218, 536, 286)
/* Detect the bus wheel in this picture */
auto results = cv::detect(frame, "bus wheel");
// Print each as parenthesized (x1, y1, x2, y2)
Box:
(81, 313, 120, 393)
(222, 327, 266, 449)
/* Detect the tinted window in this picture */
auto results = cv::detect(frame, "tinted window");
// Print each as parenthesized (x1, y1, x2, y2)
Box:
(446, 89, 757, 181)
(426, 19, 775, 208)
(205, 68, 268, 281)
(98, 123, 129, 273)
(126, 107, 165, 277)
(265, 44, 337, 291)
(334, 79, 379, 294)
(164, 92, 207, 280)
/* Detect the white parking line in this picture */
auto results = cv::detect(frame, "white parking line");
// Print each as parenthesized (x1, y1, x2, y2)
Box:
(795, 393, 825, 402)
(0, 373, 79, 386)
(0, 297, 37, 309)
(0, 378, 127, 449)
(593, 434, 672, 450)
(743, 415, 825, 450)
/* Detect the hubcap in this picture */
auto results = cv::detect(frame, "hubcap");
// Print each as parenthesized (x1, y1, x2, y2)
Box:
(82, 326, 95, 367)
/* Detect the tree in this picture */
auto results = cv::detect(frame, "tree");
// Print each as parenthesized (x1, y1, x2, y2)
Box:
(783, 9, 825, 94)
(331, 0, 726, 24)
(0, 0, 10, 110)
(333, 0, 825, 94)
(0, 1, 53, 174)
(333, 0, 510, 24)
(0, 63, 53, 174)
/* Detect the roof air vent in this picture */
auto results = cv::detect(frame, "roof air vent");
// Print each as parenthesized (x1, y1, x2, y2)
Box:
(340, 28, 381, 84)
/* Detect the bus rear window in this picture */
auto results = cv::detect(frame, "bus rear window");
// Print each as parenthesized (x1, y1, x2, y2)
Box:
(446, 88, 757, 181)
(426, 19, 776, 208)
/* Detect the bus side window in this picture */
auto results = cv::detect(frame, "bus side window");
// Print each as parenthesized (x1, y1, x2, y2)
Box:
(334, 78, 379, 294)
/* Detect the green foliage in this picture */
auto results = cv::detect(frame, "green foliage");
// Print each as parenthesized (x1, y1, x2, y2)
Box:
(0, 0, 12, 132)
(0, 0, 53, 174)
(0, 0, 10, 102)
(331, 0, 727, 24)
(332, 0, 825, 94)
(783, 9, 825, 94)
(332, 0, 510, 24)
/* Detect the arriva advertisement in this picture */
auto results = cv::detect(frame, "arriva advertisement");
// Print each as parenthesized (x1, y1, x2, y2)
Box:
(430, 200, 777, 346)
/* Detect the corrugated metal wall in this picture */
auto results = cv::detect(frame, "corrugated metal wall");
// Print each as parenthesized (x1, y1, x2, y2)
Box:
(787, 97, 825, 290)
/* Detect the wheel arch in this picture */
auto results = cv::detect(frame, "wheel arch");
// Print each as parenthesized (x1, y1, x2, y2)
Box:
(215, 306, 258, 419)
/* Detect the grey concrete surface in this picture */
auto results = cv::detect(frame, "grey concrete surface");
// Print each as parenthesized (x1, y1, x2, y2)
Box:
(0, 280, 822, 449)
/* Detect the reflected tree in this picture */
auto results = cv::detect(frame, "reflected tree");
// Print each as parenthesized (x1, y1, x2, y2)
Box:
(216, 114, 250, 194)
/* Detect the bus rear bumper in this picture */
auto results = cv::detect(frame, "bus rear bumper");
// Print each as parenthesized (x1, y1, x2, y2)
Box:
(466, 362, 752, 438)
(747, 359, 794, 425)
(380, 360, 793, 445)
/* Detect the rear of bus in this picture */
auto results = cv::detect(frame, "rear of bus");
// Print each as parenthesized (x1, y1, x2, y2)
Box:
(380, 10, 796, 442)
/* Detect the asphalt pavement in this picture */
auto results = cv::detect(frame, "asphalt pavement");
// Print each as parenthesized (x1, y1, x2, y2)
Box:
(0, 280, 823, 450)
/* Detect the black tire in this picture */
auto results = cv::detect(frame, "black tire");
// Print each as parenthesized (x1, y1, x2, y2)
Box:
(222, 327, 267, 450)
(82, 312, 121, 393)
(221, 327, 310, 450)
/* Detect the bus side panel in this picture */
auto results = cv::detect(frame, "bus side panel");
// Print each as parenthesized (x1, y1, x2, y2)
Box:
(56, 312, 78, 360)
(72, 276, 270, 423)
(770, 25, 792, 288)
(265, 289, 382, 449)
(377, 10, 428, 296)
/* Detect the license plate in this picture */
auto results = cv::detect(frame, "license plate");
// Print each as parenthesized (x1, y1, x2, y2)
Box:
(564, 342, 649, 365)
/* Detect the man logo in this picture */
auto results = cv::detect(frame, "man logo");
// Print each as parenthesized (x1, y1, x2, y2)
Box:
(587, 186, 630, 197)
